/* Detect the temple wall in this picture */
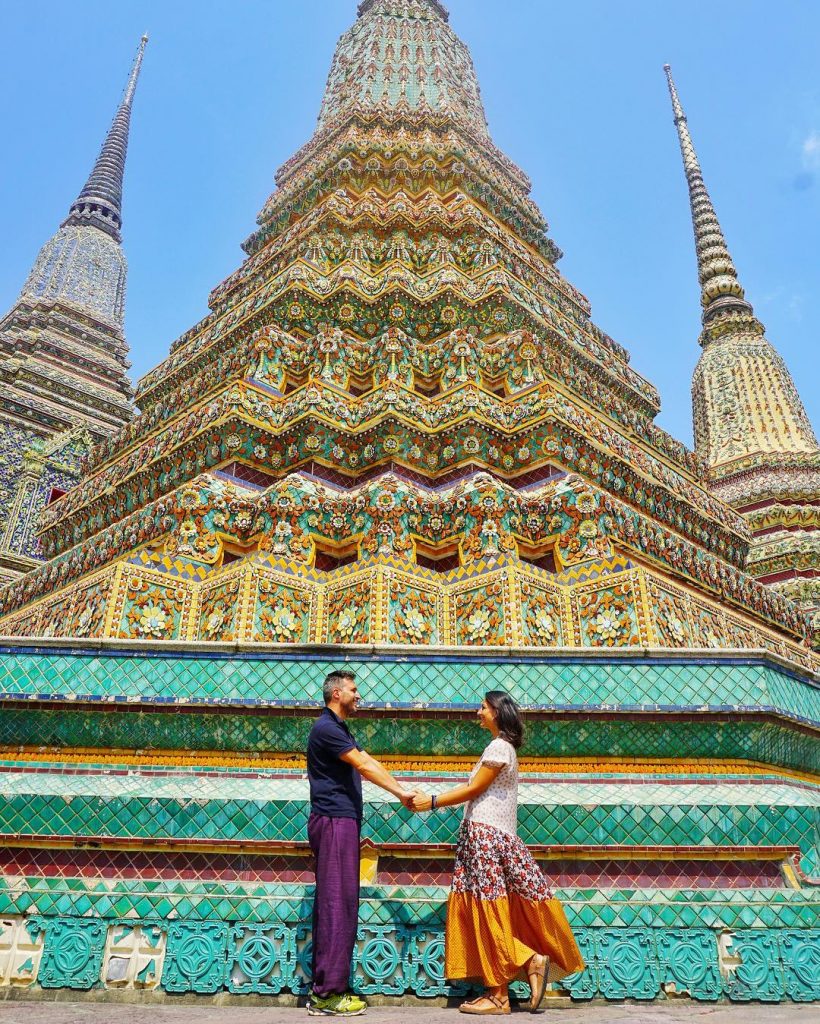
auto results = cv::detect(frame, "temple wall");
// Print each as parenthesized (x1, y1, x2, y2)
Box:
(0, 643, 816, 1001)
(2, 557, 815, 676)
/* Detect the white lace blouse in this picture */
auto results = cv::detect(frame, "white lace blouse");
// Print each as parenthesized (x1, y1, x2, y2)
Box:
(463, 736, 519, 837)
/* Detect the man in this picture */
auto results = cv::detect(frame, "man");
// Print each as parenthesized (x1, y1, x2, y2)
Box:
(306, 669, 415, 1017)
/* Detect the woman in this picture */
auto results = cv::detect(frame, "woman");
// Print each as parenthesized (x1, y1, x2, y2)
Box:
(411, 690, 584, 1015)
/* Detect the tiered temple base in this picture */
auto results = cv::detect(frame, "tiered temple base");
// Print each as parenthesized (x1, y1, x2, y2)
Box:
(0, 642, 817, 1001)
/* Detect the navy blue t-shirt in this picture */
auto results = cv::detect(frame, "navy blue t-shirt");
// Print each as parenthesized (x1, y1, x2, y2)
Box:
(307, 707, 363, 822)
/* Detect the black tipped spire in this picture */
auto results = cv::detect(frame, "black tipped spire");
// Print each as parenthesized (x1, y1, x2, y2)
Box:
(63, 35, 148, 242)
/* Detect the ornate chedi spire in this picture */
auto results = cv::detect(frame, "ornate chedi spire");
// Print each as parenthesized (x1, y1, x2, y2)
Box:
(665, 65, 820, 639)
(1, 35, 147, 433)
(664, 65, 757, 327)
(63, 34, 148, 242)
(0, 37, 147, 582)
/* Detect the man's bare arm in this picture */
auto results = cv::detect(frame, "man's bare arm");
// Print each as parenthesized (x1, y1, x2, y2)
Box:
(340, 748, 415, 806)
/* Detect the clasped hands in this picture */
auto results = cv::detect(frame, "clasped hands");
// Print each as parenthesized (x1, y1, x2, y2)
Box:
(398, 789, 433, 813)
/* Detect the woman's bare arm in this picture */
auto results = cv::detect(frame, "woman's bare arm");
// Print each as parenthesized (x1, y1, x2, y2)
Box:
(413, 763, 502, 811)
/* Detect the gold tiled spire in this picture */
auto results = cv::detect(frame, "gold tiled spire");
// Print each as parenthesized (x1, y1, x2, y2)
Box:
(665, 65, 820, 638)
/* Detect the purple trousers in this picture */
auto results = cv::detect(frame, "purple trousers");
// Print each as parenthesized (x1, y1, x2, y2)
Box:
(308, 812, 361, 997)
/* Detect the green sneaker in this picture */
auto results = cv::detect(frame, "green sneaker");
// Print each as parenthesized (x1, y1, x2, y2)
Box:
(307, 992, 367, 1016)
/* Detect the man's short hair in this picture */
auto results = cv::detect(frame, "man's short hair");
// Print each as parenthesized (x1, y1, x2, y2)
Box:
(323, 670, 355, 704)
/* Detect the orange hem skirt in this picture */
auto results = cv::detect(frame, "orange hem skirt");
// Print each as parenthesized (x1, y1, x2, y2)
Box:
(445, 891, 585, 988)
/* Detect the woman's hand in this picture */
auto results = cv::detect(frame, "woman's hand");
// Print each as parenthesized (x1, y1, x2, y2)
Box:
(410, 793, 434, 812)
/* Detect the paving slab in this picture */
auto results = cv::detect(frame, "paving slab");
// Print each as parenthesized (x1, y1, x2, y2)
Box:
(0, 1000, 818, 1024)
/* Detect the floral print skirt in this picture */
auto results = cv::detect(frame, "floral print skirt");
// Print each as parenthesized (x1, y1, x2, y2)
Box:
(445, 821, 585, 988)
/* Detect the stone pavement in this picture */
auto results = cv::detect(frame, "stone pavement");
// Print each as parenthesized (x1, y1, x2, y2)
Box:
(1, 1000, 818, 1024)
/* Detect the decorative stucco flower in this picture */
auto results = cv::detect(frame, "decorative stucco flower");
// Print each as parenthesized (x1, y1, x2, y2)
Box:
(466, 608, 491, 640)
(665, 612, 686, 642)
(532, 611, 556, 642)
(139, 605, 169, 638)
(204, 609, 225, 638)
(76, 604, 95, 632)
(403, 608, 428, 642)
(271, 607, 299, 639)
(336, 609, 358, 641)
(578, 519, 599, 540)
(592, 609, 621, 642)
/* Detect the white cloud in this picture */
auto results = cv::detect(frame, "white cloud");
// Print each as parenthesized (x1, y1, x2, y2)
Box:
(802, 130, 820, 169)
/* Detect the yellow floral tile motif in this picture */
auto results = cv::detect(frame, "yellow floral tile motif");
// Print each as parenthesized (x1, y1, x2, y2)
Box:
(253, 580, 311, 643)
(454, 583, 505, 646)
(577, 580, 641, 648)
(326, 580, 372, 644)
(118, 576, 188, 641)
(519, 581, 564, 646)
(389, 581, 438, 644)
(198, 578, 241, 642)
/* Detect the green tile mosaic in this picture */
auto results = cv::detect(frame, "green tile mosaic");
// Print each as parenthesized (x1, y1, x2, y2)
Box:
(723, 930, 786, 1002)
(0, 647, 816, 1003)
(34, 917, 107, 990)
(1, 708, 817, 775)
(14, 901, 820, 1001)
(657, 929, 723, 1000)
(0, 770, 816, 867)
(0, 646, 817, 728)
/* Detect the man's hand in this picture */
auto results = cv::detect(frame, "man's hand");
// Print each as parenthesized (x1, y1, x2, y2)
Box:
(410, 793, 434, 812)
(339, 748, 423, 808)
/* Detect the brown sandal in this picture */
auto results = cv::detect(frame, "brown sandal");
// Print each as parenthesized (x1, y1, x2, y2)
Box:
(459, 995, 511, 1015)
(527, 953, 548, 1012)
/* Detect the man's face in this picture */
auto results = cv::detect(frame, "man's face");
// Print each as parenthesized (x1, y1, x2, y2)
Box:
(335, 676, 360, 716)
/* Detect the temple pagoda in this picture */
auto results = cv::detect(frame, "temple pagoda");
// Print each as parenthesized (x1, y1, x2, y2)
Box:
(0, 38, 146, 584)
(0, 1, 816, 1006)
(665, 67, 820, 646)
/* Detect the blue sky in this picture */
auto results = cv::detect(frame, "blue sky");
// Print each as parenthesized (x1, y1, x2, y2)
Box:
(1, 0, 818, 447)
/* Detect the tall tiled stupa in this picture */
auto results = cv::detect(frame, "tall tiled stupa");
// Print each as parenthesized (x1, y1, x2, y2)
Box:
(665, 67, 820, 647)
(0, 1, 817, 1005)
(0, 37, 146, 585)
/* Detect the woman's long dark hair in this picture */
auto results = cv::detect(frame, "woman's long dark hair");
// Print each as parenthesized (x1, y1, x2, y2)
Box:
(485, 690, 524, 749)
